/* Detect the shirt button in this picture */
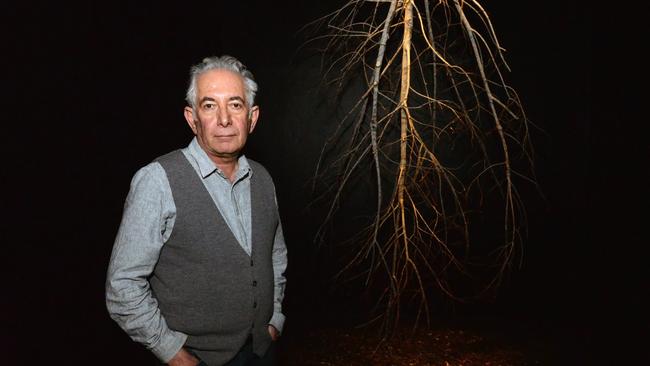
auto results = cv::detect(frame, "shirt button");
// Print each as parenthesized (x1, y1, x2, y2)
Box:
(252, 280, 257, 287)
(253, 301, 257, 308)
(250, 259, 254, 266)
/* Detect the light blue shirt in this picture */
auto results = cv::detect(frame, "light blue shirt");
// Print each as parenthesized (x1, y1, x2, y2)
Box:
(106, 138, 287, 362)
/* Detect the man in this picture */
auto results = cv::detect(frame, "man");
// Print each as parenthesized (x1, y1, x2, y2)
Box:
(106, 55, 287, 366)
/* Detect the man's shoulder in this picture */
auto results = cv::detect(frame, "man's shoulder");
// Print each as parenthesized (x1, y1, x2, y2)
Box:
(123, 159, 171, 201)
(130, 149, 181, 177)
(247, 158, 273, 181)
(152, 149, 185, 166)
(148, 149, 198, 179)
(130, 159, 166, 184)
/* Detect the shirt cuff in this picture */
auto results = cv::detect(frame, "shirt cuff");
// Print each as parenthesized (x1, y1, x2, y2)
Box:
(151, 328, 188, 363)
(268, 312, 286, 334)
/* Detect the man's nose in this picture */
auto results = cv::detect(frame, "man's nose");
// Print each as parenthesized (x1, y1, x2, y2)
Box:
(217, 108, 232, 127)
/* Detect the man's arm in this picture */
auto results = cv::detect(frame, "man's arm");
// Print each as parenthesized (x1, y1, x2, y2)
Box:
(105, 163, 187, 363)
(268, 212, 288, 336)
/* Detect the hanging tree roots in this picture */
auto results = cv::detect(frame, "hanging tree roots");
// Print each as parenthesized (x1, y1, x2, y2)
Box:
(308, 0, 537, 335)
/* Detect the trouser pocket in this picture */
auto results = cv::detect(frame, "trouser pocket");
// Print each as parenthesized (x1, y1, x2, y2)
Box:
(185, 348, 208, 366)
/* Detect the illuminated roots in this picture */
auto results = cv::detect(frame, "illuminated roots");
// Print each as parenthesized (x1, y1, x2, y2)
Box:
(309, 0, 535, 332)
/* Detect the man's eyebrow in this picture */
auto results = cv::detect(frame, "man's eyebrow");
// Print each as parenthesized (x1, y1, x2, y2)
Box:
(199, 97, 216, 104)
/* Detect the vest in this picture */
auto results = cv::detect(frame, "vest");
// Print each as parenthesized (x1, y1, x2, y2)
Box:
(150, 150, 277, 366)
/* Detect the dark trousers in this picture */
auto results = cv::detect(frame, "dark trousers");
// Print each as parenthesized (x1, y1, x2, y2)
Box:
(222, 338, 276, 366)
(183, 338, 276, 366)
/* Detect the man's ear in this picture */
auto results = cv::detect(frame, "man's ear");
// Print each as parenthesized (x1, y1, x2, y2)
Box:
(248, 106, 260, 133)
(184, 106, 198, 135)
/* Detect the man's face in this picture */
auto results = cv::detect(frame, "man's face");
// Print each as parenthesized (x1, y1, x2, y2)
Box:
(184, 69, 259, 163)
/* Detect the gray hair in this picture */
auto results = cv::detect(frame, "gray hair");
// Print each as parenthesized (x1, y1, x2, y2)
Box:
(185, 55, 258, 109)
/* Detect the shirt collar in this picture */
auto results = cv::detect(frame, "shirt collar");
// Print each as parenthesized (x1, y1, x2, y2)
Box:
(187, 137, 252, 180)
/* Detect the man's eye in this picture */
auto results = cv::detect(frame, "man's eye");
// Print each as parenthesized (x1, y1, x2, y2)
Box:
(203, 104, 215, 110)
(230, 103, 243, 110)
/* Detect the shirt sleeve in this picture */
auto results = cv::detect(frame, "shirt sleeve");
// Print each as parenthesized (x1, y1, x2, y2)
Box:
(268, 191, 288, 334)
(105, 163, 187, 363)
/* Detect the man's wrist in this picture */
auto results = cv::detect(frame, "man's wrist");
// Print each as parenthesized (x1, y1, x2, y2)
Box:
(268, 312, 285, 334)
(152, 329, 188, 363)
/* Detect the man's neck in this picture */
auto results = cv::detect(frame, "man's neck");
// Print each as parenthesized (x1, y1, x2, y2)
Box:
(211, 156, 239, 183)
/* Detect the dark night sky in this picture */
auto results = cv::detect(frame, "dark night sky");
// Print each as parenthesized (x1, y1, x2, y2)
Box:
(2, 1, 646, 364)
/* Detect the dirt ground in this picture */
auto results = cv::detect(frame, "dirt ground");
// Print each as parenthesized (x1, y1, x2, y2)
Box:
(275, 316, 601, 366)
(281, 329, 513, 365)
(279, 326, 535, 366)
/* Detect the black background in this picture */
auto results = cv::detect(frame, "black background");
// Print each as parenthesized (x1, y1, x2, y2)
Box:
(2, 1, 646, 364)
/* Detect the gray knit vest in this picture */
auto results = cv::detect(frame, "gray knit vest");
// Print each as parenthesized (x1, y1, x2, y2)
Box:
(151, 150, 277, 366)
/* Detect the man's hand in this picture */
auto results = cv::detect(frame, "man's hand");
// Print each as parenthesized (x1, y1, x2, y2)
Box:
(168, 348, 200, 366)
(268, 325, 280, 341)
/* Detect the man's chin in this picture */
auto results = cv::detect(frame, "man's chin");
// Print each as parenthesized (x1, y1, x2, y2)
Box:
(210, 150, 240, 160)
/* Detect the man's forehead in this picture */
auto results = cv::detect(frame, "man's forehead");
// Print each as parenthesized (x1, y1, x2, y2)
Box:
(197, 69, 245, 98)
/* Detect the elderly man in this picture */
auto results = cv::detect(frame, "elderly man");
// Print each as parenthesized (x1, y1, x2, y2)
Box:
(106, 55, 287, 366)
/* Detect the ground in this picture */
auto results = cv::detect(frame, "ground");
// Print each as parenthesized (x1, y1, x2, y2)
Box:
(279, 325, 535, 366)
(275, 307, 599, 366)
